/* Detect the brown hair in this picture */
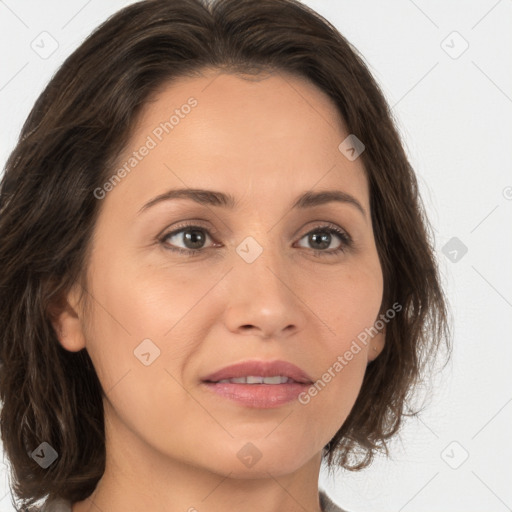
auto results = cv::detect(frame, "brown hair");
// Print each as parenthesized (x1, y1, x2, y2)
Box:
(0, 0, 451, 509)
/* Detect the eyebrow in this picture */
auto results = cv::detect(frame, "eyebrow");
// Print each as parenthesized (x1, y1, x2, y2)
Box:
(137, 188, 367, 218)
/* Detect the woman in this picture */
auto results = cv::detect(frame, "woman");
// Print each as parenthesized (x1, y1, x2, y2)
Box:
(0, 1, 451, 511)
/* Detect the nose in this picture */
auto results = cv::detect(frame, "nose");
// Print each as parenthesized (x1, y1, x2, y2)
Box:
(223, 236, 305, 340)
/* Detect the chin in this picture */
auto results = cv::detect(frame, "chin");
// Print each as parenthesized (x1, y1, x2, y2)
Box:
(193, 441, 319, 478)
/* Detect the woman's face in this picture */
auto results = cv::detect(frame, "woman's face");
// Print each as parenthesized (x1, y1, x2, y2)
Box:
(58, 69, 384, 478)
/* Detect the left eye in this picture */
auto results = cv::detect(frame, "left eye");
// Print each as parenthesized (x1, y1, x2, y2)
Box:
(295, 227, 349, 253)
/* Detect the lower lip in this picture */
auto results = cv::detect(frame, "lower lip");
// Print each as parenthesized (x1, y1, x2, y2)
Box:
(201, 382, 310, 408)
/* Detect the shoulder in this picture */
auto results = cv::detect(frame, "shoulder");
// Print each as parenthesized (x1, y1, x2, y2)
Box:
(319, 489, 352, 512)
(28, 493, 343, 512)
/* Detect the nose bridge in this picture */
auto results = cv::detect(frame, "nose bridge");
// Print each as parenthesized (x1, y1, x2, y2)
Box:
(235, 228, 292, 297)
(224, 227, 303, 338)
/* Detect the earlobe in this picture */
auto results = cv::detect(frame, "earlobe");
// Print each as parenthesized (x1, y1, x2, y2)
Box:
(47, 284, 87, 352)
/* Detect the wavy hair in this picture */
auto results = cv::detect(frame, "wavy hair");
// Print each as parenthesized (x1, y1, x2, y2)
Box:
(0, 0, 451, 509)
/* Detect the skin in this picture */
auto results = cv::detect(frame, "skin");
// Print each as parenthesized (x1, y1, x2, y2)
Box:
(53, 68, 385, 512)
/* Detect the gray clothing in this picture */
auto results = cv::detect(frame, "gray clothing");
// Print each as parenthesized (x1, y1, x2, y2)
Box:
(33, 489, 349, 511)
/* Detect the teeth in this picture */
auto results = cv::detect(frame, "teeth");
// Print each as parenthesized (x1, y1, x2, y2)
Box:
(262, 376, 287, 384)
(246, 376, 263, 384)
(216, 376, 290, 384)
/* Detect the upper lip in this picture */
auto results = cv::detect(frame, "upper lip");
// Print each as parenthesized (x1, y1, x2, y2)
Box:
(202, 360, 313, 384)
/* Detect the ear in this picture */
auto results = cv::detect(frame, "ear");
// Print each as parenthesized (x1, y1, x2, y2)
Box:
(367, 327, 385, 364)
(47, 282, 87, 352)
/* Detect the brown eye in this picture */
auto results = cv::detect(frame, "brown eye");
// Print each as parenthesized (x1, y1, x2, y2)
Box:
(160, 224, 218, 256)
(163, 227, 209, 250)
(295, 224, 352, 256)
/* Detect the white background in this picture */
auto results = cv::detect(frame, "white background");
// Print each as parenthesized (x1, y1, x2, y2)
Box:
(1, 1, 511, 511)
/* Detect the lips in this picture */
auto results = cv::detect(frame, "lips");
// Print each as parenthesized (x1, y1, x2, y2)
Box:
(200, 359, 314, 408)
(201, 359, 313, 385)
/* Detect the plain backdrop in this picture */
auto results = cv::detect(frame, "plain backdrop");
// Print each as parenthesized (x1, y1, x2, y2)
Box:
(1, 1, 511, 511)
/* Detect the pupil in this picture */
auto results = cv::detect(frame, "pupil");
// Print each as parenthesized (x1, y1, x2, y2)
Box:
(185, 230, 204, 249)
(310, 231, 330, 250)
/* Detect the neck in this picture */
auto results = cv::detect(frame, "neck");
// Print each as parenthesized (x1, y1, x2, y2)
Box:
(72, 402, 324, 512)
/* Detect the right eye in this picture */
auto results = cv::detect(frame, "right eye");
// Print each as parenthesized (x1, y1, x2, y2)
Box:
(160, 224, 219, 256)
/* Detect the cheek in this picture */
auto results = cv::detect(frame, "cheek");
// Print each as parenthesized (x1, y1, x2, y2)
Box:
(81, 257, 224, 393)
(313, 260, 383, 345)
(298, 261, 382, 413)
(297, 351, 367, 450)
(80, 267, 196, 435)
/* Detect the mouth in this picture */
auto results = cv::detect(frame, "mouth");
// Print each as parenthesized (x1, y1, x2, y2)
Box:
(200, 359, 313, 408)
(211, 375, 299, 384)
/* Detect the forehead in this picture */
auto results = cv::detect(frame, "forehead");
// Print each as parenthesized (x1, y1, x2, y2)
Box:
(109, 69, 369, 212)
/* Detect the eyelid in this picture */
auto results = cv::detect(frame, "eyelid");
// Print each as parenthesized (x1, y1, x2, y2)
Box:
(299, 221, 351, 241)
(157, 219, 218, 240)
(158, 220, 353, 256)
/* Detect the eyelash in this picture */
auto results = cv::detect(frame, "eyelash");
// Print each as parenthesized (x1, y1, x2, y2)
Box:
(159, 221, 352, 258)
